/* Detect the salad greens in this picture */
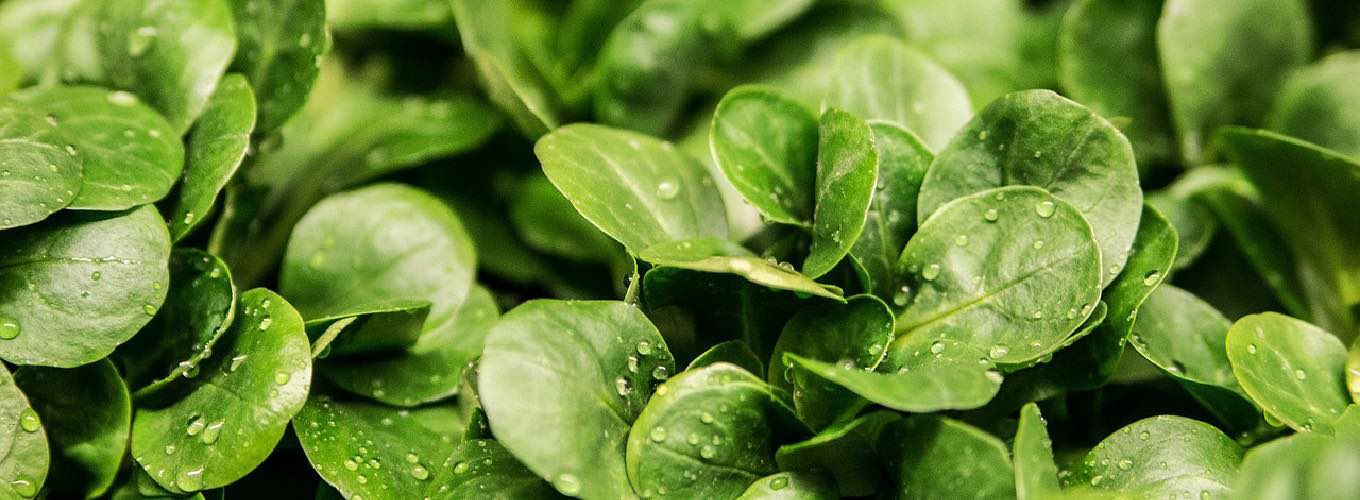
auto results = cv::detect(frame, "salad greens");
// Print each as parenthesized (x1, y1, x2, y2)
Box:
(0, 0, 1358, 498)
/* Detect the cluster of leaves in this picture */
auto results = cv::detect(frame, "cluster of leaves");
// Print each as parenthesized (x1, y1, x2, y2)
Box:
(0, 0, 1358, 499)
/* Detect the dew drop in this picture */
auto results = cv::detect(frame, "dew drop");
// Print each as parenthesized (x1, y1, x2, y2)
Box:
(275, 371, 291, 385)
(893, 285, 912, 306)
(107, 90, 139, 106)
(1143, 271, 1161, 286)
(452, 461, 470, 474)
(983, 208, 999, 222)
(988, 344, 1009, 359)
(921, 264, 941, 281)
(930, 341, 946, 354)
(954, 234, 969, 246)
(229, 354, 248, 372)
(18, 408, 40, 432)
(700, 445, 716, 459)
(649, 426, 668, 442)
(554, 474, 582, 495)
(1295, 369, 1307, 380)
(1035, 201, 1056, 218)
(636, 340, 653, 355)
(651, 366, 669, 380)
(769, 476, 789, 490)
(176, 467, 205, 491)
(655, 180, 679, 200)
(615, 377, 632, 396)
(410, 465, 430, 480)
(143, 304, 157, 316)
(1117, 459, 1133, 471)
(9, 479, 35, 498)
(1247, 344, 1257, 354)
(201, 421, 224, 444)
(0, 317, 20, 340)
(699, 412, 714, 424)
(186, 415, 205, 436)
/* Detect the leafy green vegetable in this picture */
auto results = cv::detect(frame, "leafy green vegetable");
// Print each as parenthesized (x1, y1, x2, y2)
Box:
(917, 90, 1141, 285)
(13, 360, 129, 498)
(130, 288, 310, 493)
(13, 85, 182, 210)
(1157, 0, 1313, 164)
(1226, 313, 1350, 433)
(0, 1, 1358, 497)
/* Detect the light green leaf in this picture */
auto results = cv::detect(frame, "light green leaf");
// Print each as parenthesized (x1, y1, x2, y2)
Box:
(327, 0, 450, 31)
(0, 365, 47, 500)
(591, 0, 707, 135)
(0, 206, 170, 367)
(917, 89, 1141, 286)
(0, 44, 19, 95)
(803, 108, 878, 278)
(168, 74, 255, 241)
(13, 359, 129, 498)
(1014, 403, 1060, 500)
(737, 471, 837, 500)
(0, 98, 82, 229)
(1157, 0, 1312, 164)
(227, 0, 327, 133)
(98, 0, 238, 133)
(451, 0, 561, 138)
(1146, 190, 1216, 271)
(12, 85, 182, 210)
(848, 121, 933, 298)
(710, 86, 818, 226)
(688, 340, 765, 378)
(878, 416, 1015, 500)
(769, 295, 892, 428)
(480, 300, 674, 499)
(1220, 127, 1360, 340)
(1233, 432, 1360, 500)
(1226, 312, 1350, 433)
(897, 186, 1102, 365)
(1058, 0, 1173, 167)
(789, 336, 1001, 413)
(825, 35, 971, 150)
(626, 363, 802, 499)
(281, 184, 478, 405)
(115, 249, 236, 396)
(293, 389, 468, 500)
(1067, 416, 1243, 498)
(536, 123, 728, 253)
(1267, 50, 1360, 159)
(1194, 185, 1309, 319)
(639, 239, 843, 301)
(131, 288, 311, 493)
(0, 0, 103, 86)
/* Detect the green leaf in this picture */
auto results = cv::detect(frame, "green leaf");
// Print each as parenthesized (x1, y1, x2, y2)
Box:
(0, 365, 48, 499)
(639, 239, 843, 301)
(878, 416, 1015, 500)
(640, 266, 807, 361)
(1130, 284, 1262, 432)
(168, 73, 255, 242)
(978, 204, 1176, 417)
(803, 108, 878, 278)
(480, 300, 675, 499)
(769, 295, 892, 428)
(1157, 0, 1312, 164)
(227, 0, 327, 133)
(1220, 127, 1360, 339)
(13, 359, 130, 498)
(1226, 312, 1350, 433)
(1058, 0, 1173, 167)
(878, 0, 1028, 107)
(1194, 185, 1310, 319)
(710, 86, 818, 226)
(0, 206, 170, 367)
(896, 186, 1102, 365)
(591, 0, 708, 135)
(626, 363, 802, 499)
(316, 287, 497, 406)
(0, 97, 82, 229)
(789, 336, 1001, 413)
(537, 123, 728, 253)
(917, 89, 1141, 286)
(131, 288, 310, 493)
(0, 44, 20, 95)
(12, 85, 182, 210)
(327, 0, 450, 31)
(98, 0, 238, 133)
(293, 389, 468, 500)
(775, 411, 898, 497)
(304, 300, 429, 358)
(1233, 432, 1360, 500)
(737, 471, 837, 500)
(451, 0, 561, 138)
(281, 184, 478, 405)
(117, 249, 236, 395)
(440, 439, 560, 499)
(848, 122, 933, 298)
(1014, 403, 1060, 500)
(1067, 416, 1243, 497)
(508, 174, 618, 262)
(209, 64, 501, 286)
(1146, 190, 1216, 271)
(0, 0, 104, 86)
(1267, 51, 1360, 159)
(688, 340, 765, 378)
(825, 35, 972, 150)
